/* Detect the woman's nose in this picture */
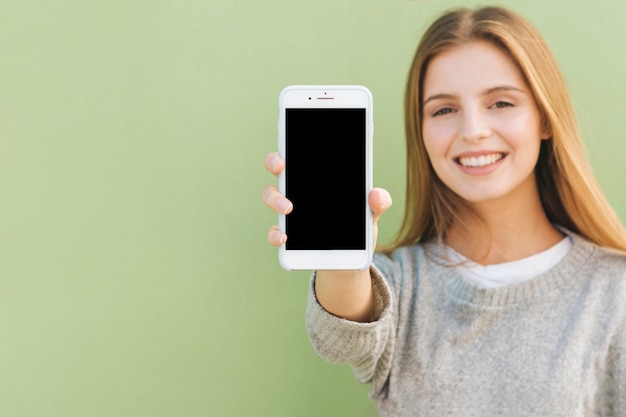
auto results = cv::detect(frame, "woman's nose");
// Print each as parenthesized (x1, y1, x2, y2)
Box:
(459, 109, 490, 143)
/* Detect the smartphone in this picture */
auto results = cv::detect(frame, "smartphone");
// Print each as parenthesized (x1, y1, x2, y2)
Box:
(277, 85, 373, 271)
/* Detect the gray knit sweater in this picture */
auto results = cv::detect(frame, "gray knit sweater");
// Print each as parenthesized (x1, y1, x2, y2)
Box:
(306, 230, 626, 416)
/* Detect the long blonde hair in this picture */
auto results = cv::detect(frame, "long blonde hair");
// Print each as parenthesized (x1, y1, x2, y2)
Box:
(387, 6, 626, 252)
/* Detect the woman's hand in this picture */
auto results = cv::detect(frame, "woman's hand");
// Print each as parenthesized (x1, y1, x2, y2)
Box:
(261, 152, 293, 246)
(261, 152, 392, 250)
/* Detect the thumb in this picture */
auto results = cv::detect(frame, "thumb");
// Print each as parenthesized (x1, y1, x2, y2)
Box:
(369, 188, 392, 222)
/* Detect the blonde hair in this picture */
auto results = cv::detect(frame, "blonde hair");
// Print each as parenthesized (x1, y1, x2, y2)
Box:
(387, 6, 626, 252)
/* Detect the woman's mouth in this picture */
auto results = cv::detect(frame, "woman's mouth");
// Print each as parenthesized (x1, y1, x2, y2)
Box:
(456, 153, 505, 168)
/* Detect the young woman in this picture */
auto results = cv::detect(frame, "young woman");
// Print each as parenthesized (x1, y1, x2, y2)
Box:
(262, 6, 626, 416)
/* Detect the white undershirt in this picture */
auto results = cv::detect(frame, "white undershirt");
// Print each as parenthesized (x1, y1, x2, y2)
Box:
(444, 236, 573, 288)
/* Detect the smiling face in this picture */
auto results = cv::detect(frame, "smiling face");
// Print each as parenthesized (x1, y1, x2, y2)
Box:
(421, 41, 549, 209)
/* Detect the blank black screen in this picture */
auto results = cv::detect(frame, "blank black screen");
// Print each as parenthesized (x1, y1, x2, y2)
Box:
(285, 108, 366, 250)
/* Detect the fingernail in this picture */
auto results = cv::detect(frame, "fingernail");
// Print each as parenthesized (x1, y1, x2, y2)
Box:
(271, 230, 287, 245)
(277, 199, 292, 214)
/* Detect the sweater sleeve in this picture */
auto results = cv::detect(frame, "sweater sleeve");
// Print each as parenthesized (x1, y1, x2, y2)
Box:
(305, 265, 395, 385)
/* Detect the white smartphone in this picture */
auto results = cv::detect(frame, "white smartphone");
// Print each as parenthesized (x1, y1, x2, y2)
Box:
(277, 85, 373, 271)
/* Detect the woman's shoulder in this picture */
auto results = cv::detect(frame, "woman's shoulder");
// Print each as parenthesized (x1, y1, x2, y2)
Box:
(591, 242, 626, 265)
(566, 228, 626, 266)
(587, 243, 626, 281)
(563, 229, 626, 287)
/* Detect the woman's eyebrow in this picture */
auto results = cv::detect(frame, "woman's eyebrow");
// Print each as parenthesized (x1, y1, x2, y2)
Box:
(483, 85, 525, 95)
(422, 93, 456, 107)
(422, 85, 526, 106)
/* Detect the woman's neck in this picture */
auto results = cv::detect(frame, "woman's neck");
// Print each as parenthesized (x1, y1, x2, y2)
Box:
(445, 197, 564, 266)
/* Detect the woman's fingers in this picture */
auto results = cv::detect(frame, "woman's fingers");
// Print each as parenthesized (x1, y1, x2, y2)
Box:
(261, 185, 293, 214)
(263, 153, 290, 246)
(264, 152, 284, 176)
(268, 225, 287, 246)
(264, 154, 390, 249)
(262, 152, 287, 211)
(369, 187, 392, 222)
(368, 188, 392, 250)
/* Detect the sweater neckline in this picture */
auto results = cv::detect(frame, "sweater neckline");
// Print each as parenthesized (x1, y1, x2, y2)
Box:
(443, 236, 573, 288)
(425, 229, 595, 307)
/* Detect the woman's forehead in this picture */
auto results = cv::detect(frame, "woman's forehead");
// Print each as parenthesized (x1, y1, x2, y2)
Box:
(422, 41, 528, 98)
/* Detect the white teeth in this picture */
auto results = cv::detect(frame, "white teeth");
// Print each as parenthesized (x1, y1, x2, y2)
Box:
(458, 153, 504, 167)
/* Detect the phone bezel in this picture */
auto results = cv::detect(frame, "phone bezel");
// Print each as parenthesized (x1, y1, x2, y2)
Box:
(277, 85, 373, 271)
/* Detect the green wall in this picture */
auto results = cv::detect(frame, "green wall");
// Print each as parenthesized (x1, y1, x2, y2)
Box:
(0, 0, 624, 416)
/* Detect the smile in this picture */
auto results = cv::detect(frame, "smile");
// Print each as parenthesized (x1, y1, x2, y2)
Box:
(457, 153, 505, 168)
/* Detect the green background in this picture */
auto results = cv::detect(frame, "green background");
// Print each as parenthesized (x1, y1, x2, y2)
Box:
(0, 0, 624, 416)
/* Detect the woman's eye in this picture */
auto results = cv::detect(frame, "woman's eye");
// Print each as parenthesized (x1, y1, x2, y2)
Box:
(493, 101, 513, 109)
(433, 107, 454, 117)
